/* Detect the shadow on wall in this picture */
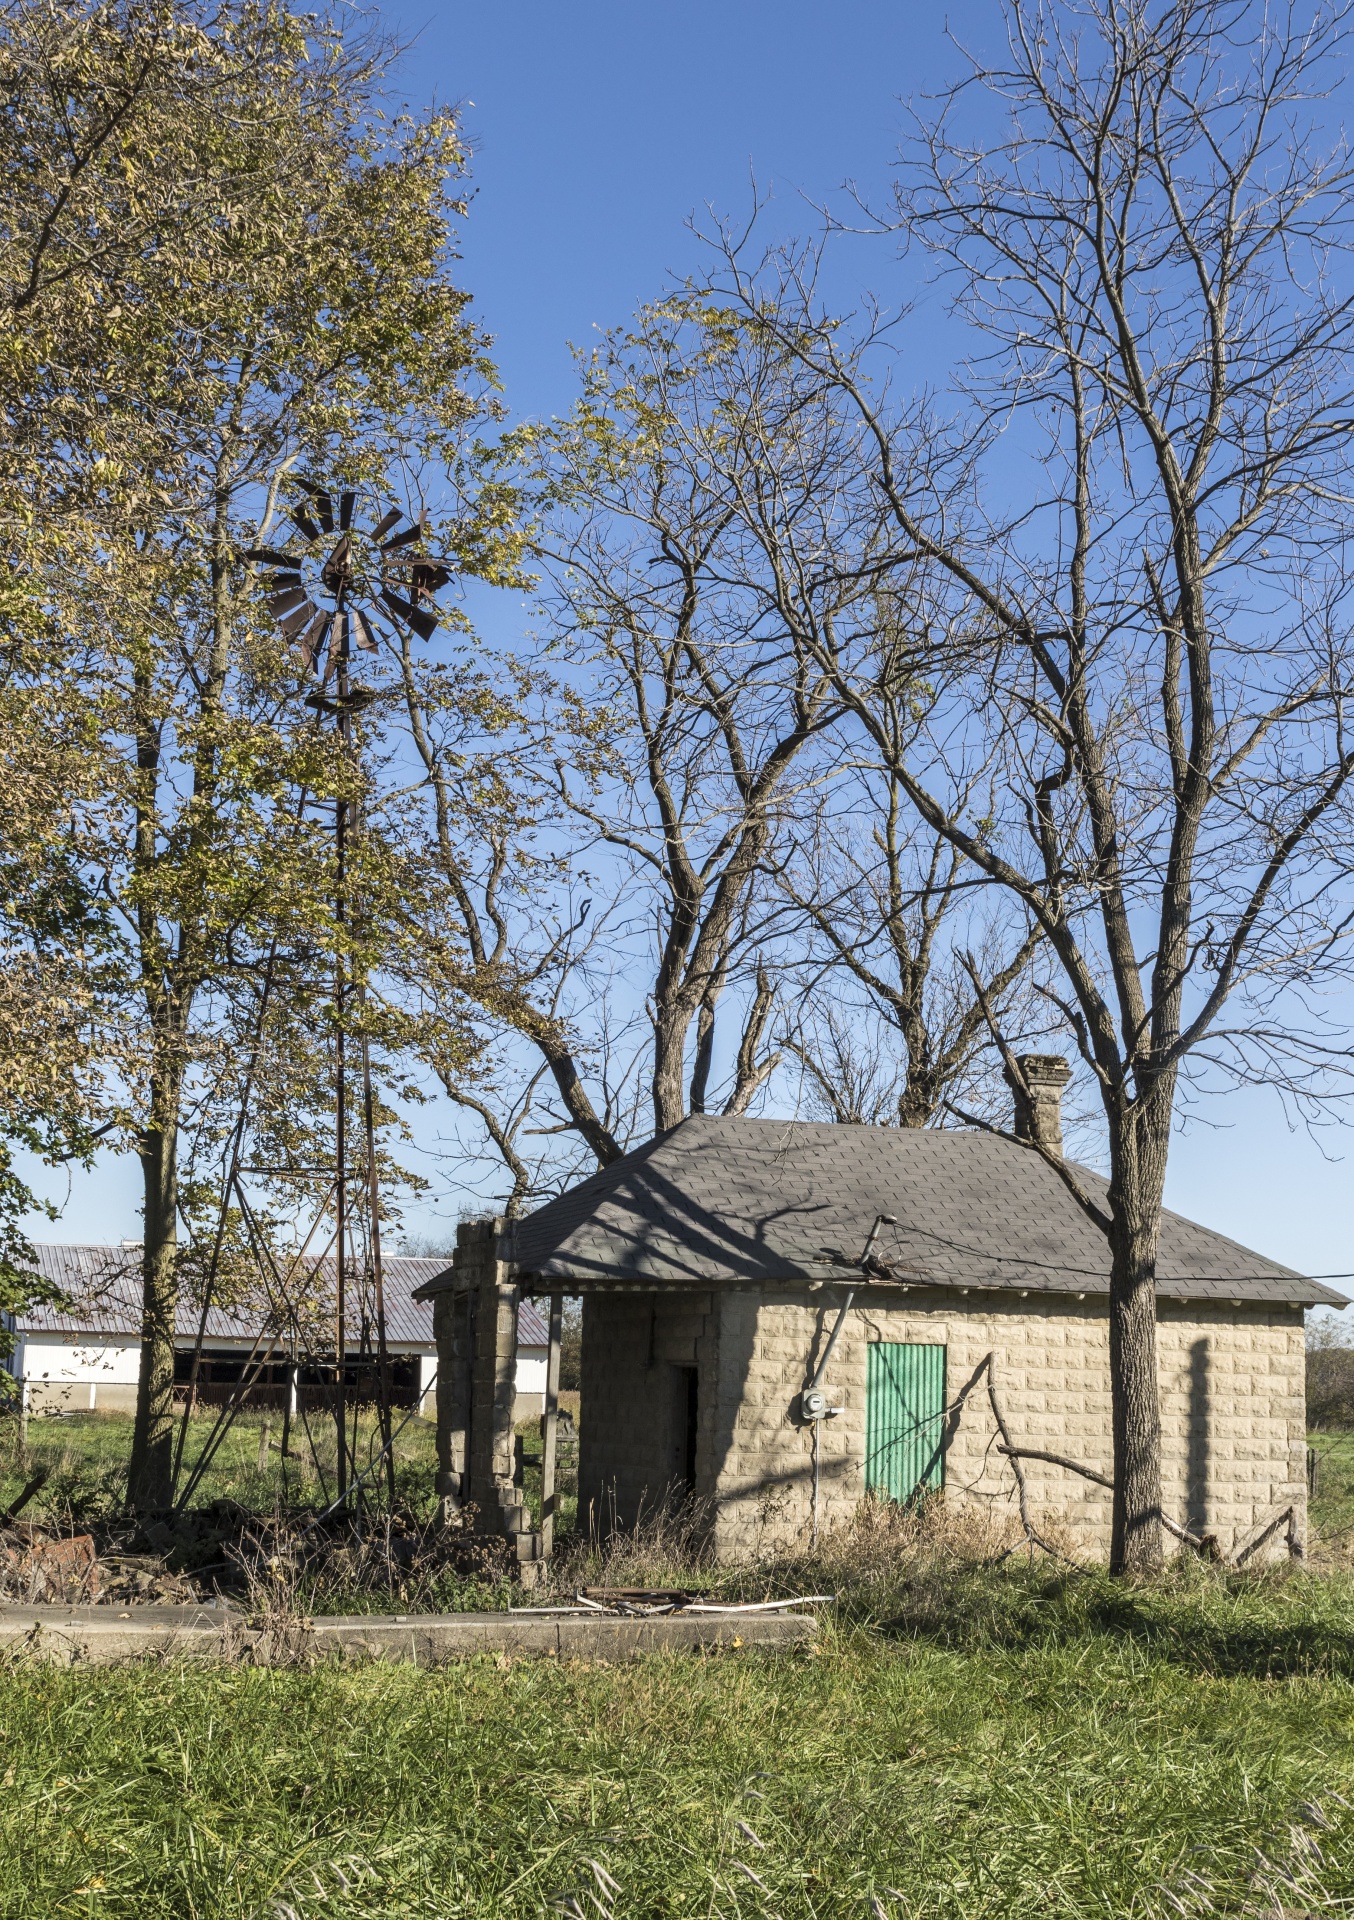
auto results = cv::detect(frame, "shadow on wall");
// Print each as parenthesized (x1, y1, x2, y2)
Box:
(578, 1288, 768, 1543)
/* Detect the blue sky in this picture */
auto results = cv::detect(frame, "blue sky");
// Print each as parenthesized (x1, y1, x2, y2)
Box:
(22, 0, 1354, 1298)
(392, 0, 978, 423)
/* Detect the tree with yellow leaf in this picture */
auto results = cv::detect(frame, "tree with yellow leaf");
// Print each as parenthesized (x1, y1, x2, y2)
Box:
(0, 2, 520, 1505)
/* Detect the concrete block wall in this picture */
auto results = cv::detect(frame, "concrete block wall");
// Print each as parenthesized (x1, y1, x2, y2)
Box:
(431, 1285, 470, 1502)
(466, 1232, 519, 1516)
(578, 1291, 714, 1535)
(577, 1284, 1306, 1564)
(1157, 1302, 1307, 1552)
(705, 1289, 1306, 1562)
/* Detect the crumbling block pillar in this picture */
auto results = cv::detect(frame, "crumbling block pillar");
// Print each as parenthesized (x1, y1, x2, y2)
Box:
(463, 1216, 522, 1528)
(432, 1282, 472, 1508)
(428, 1218, 540, 1570)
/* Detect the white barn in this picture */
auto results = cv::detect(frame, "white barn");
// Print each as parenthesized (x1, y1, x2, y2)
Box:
(3, 1245, 549, 1420)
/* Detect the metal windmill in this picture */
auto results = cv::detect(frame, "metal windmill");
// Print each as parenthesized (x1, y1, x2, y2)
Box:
(245, 479, 451, 689)
(186, 483, 456, 1506)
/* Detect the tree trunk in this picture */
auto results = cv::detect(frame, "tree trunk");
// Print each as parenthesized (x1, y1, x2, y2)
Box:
(1105, 1106, 1171, 1575)
(652, 1003, 690, 1133)
(896, 1060, 938, 1129)
(1106, 1218, 1164, 1573)
(128, 1097, 180, 1513)
(125, 471, 229, 1516)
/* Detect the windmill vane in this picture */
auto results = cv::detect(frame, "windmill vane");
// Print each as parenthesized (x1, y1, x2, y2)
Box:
(244, 484, 454, 683)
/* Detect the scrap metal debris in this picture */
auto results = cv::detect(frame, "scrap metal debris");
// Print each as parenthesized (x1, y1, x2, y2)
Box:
(510, 1588, 832, 1617)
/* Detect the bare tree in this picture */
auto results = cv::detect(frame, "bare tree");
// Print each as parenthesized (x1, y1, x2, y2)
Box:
(441, 1064, 549, 1219)
(718, 0, 1354, 1570)
(401, 297, 856, 1182)
(773, 709, 1043, 1126)
(404, 300, 1048, 1201)
(393, 643, 632, 1172)
(533, 302, 866, 1135)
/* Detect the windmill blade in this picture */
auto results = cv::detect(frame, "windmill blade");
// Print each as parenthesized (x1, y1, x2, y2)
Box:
(267, 571, 303, 591)
(294, 478, 336, 534)
(380, 586, 438, 640)
(269, 586, 309, 618)
(320, 615, 343, 684)
(369, 506, 404, 542)
(338, 491, 356, 531)
(351, 607, 380, 653)
(411, 562, 452, 595)
(279, 599, 319, 639)
(298, 609, 330, 670)
(380, 521, 426, 554)
(290, 506, 322, 543)
(244, 546, 299, 567)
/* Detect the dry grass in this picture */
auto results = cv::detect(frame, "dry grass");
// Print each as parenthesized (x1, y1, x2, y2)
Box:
(547, 1492, 1054, 1618)
(226, 1502, 520, 1618)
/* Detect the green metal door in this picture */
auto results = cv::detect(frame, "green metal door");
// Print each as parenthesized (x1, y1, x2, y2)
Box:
(865, 1343, 947, 1503)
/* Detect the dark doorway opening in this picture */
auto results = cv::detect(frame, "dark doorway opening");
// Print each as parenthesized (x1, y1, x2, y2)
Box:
(678, 1365, 698, 1494)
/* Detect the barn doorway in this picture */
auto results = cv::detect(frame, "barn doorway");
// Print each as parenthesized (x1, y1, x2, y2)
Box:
(865, 1343, 947, 1504)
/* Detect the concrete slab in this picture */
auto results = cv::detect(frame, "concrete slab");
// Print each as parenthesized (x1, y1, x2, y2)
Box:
(0, 1604, 248, 1664)
(0, 1603, 819, 1666)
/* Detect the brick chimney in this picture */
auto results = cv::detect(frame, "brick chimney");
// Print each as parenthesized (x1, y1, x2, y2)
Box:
(1005, 1054, 1072, 1156)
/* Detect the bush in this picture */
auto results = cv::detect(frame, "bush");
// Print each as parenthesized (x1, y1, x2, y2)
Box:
(1308, 1333, 1354, 1427)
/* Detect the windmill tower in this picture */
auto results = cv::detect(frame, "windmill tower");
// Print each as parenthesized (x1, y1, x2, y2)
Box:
(240, 483, 453, 1500)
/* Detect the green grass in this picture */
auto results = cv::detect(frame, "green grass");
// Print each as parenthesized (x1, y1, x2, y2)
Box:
(3, 1425, 1354, 1915)
(1311, 1428, 1354, 1546)
(0, 1407, 442, 1528)
(2, 1573, 1354, 1918)
(1, 1408, 580, 1537)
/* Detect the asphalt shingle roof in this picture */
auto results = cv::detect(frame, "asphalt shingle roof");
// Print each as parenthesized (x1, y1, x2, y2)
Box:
(511, 1116, 1345, 1307)
(13, 1247, 550, 1349)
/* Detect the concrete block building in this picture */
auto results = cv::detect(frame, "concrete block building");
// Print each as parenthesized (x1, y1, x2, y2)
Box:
(421, 1059, 1341, 1565)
